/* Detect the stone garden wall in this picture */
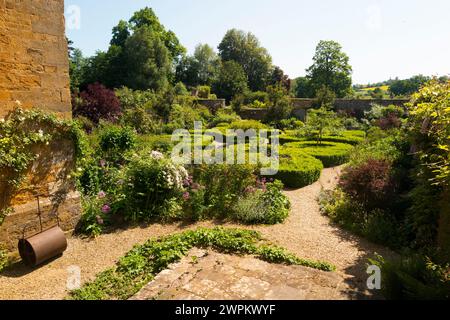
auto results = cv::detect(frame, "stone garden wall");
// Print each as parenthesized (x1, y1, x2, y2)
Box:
(0, 0, 80, 251)
(240, 98, 409, 122)
(0, 0, 71, 119)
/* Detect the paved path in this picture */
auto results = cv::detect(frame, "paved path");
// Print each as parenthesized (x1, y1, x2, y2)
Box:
(0, 166, 395, 300)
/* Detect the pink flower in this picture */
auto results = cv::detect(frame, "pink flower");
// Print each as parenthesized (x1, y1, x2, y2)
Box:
(101, 204, 111, 214)
(98, 191, 106, 199)
(96, 215, 104, 225)
(182, 192, 190, 201)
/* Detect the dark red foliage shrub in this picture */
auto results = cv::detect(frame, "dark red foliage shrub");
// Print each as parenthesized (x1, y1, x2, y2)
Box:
(73, 83, 122, 124)
(376, 113, 402, 130)
(339, 158, 396, 211)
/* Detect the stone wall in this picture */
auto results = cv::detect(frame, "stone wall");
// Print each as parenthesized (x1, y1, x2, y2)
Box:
(240, 99, 409, 122)
(196, 99, 226, 114)
(0, 1, 80, 252)
(0, 138, 81, 251)
(0, 0, 71, 119)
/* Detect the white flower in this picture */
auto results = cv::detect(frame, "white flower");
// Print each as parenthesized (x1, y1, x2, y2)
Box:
(38, 129, 44, 138)
(150, 150, 164, 160)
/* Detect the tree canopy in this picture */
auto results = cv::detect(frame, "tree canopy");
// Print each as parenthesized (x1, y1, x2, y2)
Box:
(218, 29, 272, 91)
(212, 60, 248, 102)
(305, 40, 353, 98)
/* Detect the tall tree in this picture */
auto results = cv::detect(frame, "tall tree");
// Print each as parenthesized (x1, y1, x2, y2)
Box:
(294, 76, 314, 98)
(213, 61, 248, 102)
(129, 7, 185, 62)
(176, 44, 219, 87)
(68, 46, 86, 92)
(270, 66, 291, 92)
(123, 26, 172, 91)
(218, 29, 272, 91)
(306, 40, 352, 98)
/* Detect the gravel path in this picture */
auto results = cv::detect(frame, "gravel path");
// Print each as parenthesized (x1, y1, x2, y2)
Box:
(0, 166, 395, 300)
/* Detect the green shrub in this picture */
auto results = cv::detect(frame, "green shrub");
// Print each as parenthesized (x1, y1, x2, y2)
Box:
(274, 147, 323, 188)
(276, 118, 305, 131)
(0, 246, 9, 273)
(197, 85, 211, 99)
(174, 82, 189, 96)
(319, 189, 405, 248)
(229, 120, 269, 131)
(123, 153, 187, 221)
(286, 141, 353, 168)
(77, 195, 110, 237)
(232, 180, 290, 225)
(192, 163, 258, 216)
(137, 135, 174, 153)
(370, 254, 450, 300)
(209, 109, 241, 128)
(319, 131, 365, 145)
(98, 124, 137, 164)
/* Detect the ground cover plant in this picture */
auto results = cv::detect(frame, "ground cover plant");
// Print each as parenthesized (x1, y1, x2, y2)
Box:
(68, 227, 336, 300)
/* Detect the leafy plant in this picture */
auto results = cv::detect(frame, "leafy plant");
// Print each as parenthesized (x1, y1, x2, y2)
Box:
(73, 83, 122, 124)
(339, 158, 397, 211)
(123, 152, 187, 221)
(69, 227, 335, 300)
(98, 123, 137, 164)
(232, 180, 290, 224)
(370, 254, 450, 300)
(0, 245, 9, 273)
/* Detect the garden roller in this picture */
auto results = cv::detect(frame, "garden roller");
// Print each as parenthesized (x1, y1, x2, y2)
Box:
(18, 194, 67, 267)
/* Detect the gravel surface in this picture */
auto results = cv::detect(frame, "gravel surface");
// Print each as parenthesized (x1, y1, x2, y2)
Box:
(0, 166, 396, 300)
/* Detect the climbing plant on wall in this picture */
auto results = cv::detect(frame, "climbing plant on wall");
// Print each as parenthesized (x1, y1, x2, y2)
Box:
(0, 103, 88, 225)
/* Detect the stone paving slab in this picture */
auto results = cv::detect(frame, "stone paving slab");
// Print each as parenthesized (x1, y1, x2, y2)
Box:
(131, 249, 351, 300)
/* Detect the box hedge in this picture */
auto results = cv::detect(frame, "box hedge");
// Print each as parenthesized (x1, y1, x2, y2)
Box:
(273, 147, 324, 188)
(285, 141, 354, 168)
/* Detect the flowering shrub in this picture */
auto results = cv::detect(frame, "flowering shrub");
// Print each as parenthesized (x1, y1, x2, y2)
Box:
(73, 83, 122, 124)
(339, 158, 397, 211)
(77, 191, 115, 237)
(123, 151, 188, 221)
(192, 163, 258, 217)
(232, 180, 290, 224)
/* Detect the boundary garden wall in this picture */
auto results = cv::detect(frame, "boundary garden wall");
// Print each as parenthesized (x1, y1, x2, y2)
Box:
(0, 0, 80, 251)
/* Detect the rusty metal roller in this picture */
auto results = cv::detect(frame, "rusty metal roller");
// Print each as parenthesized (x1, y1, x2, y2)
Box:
(19, 226, 67, 267)
(18, 195, 68, 267)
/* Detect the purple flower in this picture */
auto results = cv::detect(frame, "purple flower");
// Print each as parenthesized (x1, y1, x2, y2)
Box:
(182, 192, 190, 201)
(191, 183, 201, 191)
(101, 204, 111, 214)
(98, 191, 106, 199)
(96, 215, 104, 225)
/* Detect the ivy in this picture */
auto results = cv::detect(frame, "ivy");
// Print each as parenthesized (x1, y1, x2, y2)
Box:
(0, 105, 89, 226)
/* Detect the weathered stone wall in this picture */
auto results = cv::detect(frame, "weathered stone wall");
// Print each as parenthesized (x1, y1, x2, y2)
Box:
(196, 99, 226, 114)
(240, 99, 409, 122)
(0, 0, 71, 119)
(0, 1, 80, 252)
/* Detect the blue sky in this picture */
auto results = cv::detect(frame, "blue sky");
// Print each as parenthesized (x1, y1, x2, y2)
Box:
(65, 0, 450, 84)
